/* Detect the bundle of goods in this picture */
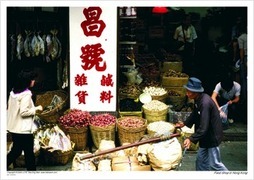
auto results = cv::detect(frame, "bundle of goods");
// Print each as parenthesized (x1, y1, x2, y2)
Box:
(167, 90, 187, 111)
(122, 68, 139, 85)
(71, 151, 97, 171)
(73, 133, 181, 171)
(137, 137, 182, 171)
(116, 116, 147, 145)
(109, 140, 151, 171)
(89, 113, 117, 149)
(118, 84, 142, 100)
(71, 140, 116, 171)
(35, 90, 68, 123)
(111, 156, 151, 171)
(71, 139, 151, 171)
(58, 109, 91, 151)
(35, 124, 74, 165)
(143, 86, 168, 103)
(161, 69, 189, 87)
(142, 100, 169, 124)
(147, 121, 175, 136)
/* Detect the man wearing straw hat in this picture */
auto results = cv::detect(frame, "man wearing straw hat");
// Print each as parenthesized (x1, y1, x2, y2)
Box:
(176, 77, 228, 171)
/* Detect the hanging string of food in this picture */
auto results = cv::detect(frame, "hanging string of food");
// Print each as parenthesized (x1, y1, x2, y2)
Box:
(9, 28, 62, 62)
(16, 33, 24, 60)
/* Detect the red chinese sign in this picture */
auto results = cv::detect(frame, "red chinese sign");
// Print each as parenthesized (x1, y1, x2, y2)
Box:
(70, 7, 116, 110)
(81, 7, 106, 37)
(80, 43, 106, 71)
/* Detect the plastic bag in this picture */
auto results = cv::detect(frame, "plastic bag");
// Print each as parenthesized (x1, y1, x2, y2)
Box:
(219, 104, 228, 124)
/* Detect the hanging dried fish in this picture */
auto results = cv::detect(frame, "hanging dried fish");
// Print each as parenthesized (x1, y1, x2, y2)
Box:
(50, 29, 61, 60)
(10, 34, 16, 62)
(37, 32, 45, 55)
(45, 34, 53, 62)
(62, 59, 69, 89)
(16, 33, 24, 60)
(31, 32, 40, 56)
(24, 30, 33, 57)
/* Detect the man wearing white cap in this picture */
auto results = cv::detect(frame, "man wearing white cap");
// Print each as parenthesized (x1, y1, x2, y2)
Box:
(176, 77, 228, 171)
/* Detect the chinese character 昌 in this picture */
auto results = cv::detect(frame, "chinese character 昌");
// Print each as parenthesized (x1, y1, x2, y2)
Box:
(81, 7, 106, 37)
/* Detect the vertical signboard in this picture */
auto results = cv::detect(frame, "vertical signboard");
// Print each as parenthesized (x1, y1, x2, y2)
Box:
(69, 7, 117, 111)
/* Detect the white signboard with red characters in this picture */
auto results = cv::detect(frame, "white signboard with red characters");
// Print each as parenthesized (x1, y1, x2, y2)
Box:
(69, 7, 117, 111)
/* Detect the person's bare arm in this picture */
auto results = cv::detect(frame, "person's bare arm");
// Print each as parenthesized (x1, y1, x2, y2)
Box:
(211, 92, 220, 109)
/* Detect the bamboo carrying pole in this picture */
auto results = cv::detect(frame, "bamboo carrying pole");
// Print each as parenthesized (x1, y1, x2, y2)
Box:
(79, 133, 181, 160)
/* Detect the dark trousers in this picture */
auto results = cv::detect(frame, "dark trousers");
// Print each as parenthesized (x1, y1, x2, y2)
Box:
(7, 133, 36, 171)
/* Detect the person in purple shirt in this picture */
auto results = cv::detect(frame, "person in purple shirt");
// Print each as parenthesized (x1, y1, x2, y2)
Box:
(176, 77, 228, 171)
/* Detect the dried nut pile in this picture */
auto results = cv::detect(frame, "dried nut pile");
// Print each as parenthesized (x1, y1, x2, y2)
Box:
(143, 100, 168, 111)
(143, 86, 167, 96)
(118, 117, 145, 128)
(147, 121, 175, 135)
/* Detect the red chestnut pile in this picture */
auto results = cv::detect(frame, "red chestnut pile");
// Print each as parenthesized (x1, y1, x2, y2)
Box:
(58, 109, 91, 129)
(89, 113, 116, 127)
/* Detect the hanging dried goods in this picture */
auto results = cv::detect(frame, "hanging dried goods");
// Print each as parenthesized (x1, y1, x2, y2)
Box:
(16, 33, 24, 60)
(163, 69, 188, 77)
(9, 28, 62, 62)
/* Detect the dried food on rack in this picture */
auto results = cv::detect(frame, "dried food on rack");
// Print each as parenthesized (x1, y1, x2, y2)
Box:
(118, 84, 142, 99)
(163, 69, 188, 77)
(16, 34, 24, 60)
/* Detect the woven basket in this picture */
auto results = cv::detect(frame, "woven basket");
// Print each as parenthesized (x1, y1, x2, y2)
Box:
(116, 116, 147, 145)
(151, 93, 168, 103)
(89, 123, 116, 149)
(35, 90, 68, 123)
(142, 106, 169, 116)
(63, 126, 88, 151)
(40, 147, 73, 165)
(142, 106, 169, 124)
(168, 94, 186, 111)
(161, 76, 189, 87)
(162, 61, 183, 72)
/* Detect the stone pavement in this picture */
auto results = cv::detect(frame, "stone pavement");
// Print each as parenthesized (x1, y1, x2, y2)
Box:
(177, 141, 248, 171)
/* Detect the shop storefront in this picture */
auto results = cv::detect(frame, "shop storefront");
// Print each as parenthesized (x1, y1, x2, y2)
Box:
(4, 5, 249, 174)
